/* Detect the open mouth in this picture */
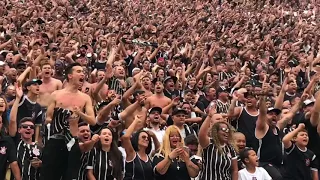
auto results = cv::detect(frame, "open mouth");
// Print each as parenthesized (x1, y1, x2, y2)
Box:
(0, 104, 4, 108)
(83, 135, 90, 141)
(45, 71, 50, 75)
(79, 78, 84, 83)
(25, 131, 31, 135)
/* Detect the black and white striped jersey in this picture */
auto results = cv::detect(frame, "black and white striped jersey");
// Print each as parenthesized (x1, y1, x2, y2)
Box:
(87, 147, 123, 180)
(16, 141, 41, 180)
(200, 142, 237, 180)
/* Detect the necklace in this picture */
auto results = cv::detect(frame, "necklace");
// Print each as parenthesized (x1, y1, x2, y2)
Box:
(176, 158, 180, 170)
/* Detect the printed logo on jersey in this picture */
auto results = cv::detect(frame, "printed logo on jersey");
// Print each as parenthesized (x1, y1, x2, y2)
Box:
(306, 159, 310, 166)
(32, 147, 40, 156)
(0, 146, 7, 155)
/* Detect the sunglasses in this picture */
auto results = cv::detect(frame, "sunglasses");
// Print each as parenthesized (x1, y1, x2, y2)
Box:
(220, 127, 230, 133)
(21, 124, 34, 129)
(141, 135, 149, 140)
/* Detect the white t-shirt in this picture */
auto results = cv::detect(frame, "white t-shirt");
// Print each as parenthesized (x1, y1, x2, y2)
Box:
(238, 167, 272, 180)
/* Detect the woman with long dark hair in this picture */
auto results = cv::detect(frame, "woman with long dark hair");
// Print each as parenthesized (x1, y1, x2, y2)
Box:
(122, 115, 155, 180)
(87, 127, 123, 180)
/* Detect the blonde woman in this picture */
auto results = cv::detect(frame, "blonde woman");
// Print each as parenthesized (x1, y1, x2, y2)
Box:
(152, 125, 200, 180)
(199, 113, 238, 180)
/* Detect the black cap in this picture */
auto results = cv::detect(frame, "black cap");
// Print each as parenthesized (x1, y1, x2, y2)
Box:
(152, 78, 163, 85)
(80, 44, 88, 49)
(267, 107, 281, 115)
(303, 99, 315, 107)
(216, 86, 230, 95)
(148, 107, 162, 114)
(164, 76, 178, 84)
(24, 79, 42, 87)
(244, 92, 257, 99)
(172, 108, 188, 116)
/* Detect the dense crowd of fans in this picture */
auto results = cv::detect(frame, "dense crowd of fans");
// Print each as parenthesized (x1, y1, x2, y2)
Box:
(1, 0, 320, 180)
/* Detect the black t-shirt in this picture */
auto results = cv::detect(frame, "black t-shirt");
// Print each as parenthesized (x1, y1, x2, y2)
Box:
(17, 95, 42, 125)
(299, 117, 320, 160)
(92, 61, 107, 70)
(0, 136, 17, 180)
(124, 153, 153, 180)
(283, 143, 318, 180)
(152, 153, 198, 180)
(198, 95, 210, 109)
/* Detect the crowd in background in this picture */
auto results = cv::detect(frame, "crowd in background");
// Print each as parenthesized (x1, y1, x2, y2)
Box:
(1, 0, 320, 180)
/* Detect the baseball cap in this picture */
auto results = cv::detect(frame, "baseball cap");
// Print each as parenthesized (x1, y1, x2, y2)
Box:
(267, 107, 281, 115)
(172, 108, 188, 116)
(303, 99, 315, 107)
(164, 76, 178, 84)
(24, 79, 42, 87)
(148, 107, 162, 114)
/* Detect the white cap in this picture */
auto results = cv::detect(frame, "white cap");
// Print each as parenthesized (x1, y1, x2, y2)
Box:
(303, 99, 315, 106)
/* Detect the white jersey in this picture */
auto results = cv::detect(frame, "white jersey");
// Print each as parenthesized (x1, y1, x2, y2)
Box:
(238, 167, 272, 180)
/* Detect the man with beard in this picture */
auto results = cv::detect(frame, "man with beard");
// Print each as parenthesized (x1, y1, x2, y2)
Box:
(228, 92, 259, 149)
(146, 107, 165, 146)
(9, 85, 42, 179)
(53, 59, 65, 82)
(13, 43, 28, 65)
(255, 85, 306, 180)
(119, 90, 147, 129)
(145, 79, 171, 109)
(41, 63, 95, 180)
(77, 122, 99, 180)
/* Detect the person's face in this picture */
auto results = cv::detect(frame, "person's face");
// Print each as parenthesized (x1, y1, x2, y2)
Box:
(294, 131, 309, 147)
(169, 131, 181, 148)
(288, 82, 297, 92)
(136, 93, 146, 106)
(20, 44, 28, 55)
(42, 64, 52, 78)
(115, 66, 125, 78)
(28, 84, 40, 95)
(78, 125, 91, 143)
(154, 81, 164, 93)
(97, 71, 105, 81)
(184, 92, 194, 102)
(107, 90, 116, 100)
(141, 77, 151, 88)
(188, 78, 196, 87)
(143, 61, 150, 70)
(100, 128, 113, 146)
(138, 132, 150, 148)
(187, 144, 198, 156)
(173, 113, 186, 126)
(100, 49, 107, 58)
(5, 53, 13, 62)
(0, 98, 6, 112)
(234, 133, 246, 151)
(245, 96, 257, 107)
(16, 65, 26, 74)
(197, 79, 203, 88)
(68, 66, 85, 86)
(217, 123, 230, 143)
(227, 62, 235, 71)
(165, 79, 175, 90)
(6, 86, 15, 97)
(149, 110, 161, 123)
(267, 112, 280, 127)
(245, 150, 259, 167)
(182, 104, 192, 114)
(18, 121, 35, 140)
(157, 69, 165, 78)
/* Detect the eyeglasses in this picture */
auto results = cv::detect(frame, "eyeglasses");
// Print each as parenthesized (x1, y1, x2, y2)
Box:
(141, 135, 149, 140)
(20, 125, 34, 129)
(220, 127, 230, 133)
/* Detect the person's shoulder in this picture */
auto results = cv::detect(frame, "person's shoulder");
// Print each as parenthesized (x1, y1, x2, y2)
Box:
(256, 167, 268, 173)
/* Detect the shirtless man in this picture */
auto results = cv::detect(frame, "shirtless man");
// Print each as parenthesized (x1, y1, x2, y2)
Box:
(37, 63, 63, 107)
(145, 79, 171, 109)
(40, 63, 95, 180)
(119, 90, 148, 129)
